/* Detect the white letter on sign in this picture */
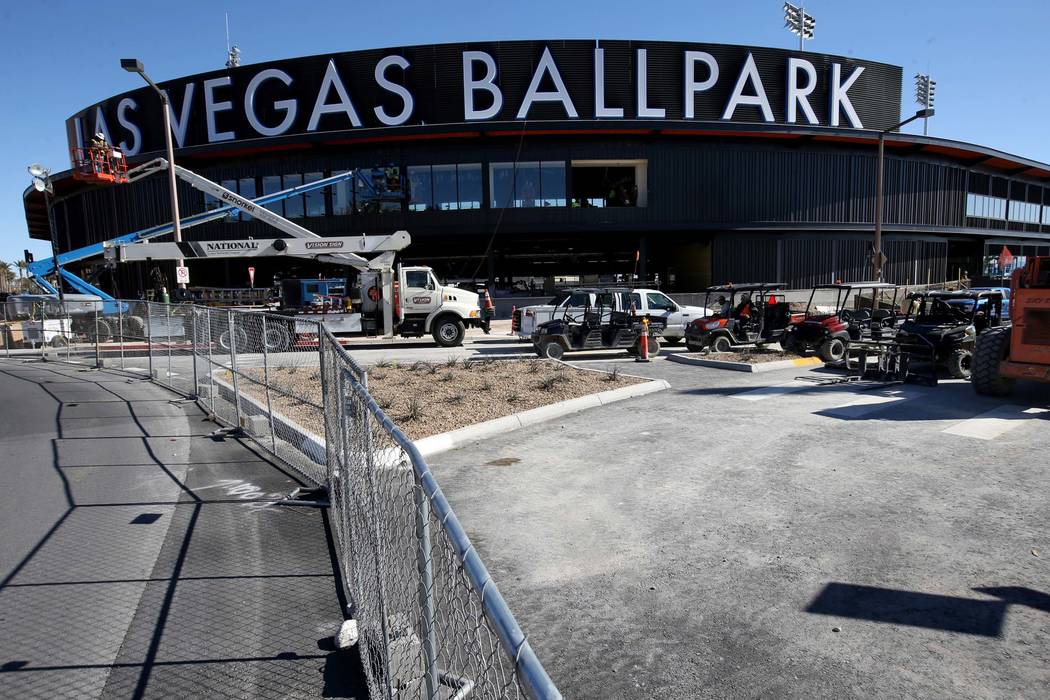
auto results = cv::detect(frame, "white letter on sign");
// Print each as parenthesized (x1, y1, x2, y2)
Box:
(722, 53, 773, 122)
(204, 76, 236, 142)
(684, 51, 719, 119)
(829, 63, 865, 128)
(245, 69, 297, 137)
(594, 48, 623, 118)
(374, 55, 414, 126)
(308, 59, 363, 131)
(786, 57, 818, 124)
(462, 51, 503, 120)
(517, 46, 578, 119)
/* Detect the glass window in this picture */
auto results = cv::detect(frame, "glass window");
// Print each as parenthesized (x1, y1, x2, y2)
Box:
(566, 292, 591, 307)
(283, 173, 304, 218)
(458, 164, 482, 209)
(237, 177, 256, 221)
(404, 270, 430, 288)
(408, 165, 432, 212)
(221, 179, 240, 221)
(262, 175, 284, 217)
(490, 162, 515, 208)
(1043, 207, 1050, 226)
(515, 162, 540, 208)
(540, 162, 566, 207)
(304, 172, 325, 217)
(433, 164, 458, 211)
(647, 292, 676, 311)
(333, 176, 353, 215)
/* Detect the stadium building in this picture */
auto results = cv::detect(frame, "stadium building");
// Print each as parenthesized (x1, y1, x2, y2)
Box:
(23, 39, 1050, 295)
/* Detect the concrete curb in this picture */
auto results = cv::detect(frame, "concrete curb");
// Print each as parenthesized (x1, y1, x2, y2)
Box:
(415, 377, 670, 457)
(667, 352, 824, 373)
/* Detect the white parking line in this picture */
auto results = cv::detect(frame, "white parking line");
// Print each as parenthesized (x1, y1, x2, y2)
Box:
(731, 380, 812, 402)
(943, 406, 1050, 440)
(818, 391, 915, 419)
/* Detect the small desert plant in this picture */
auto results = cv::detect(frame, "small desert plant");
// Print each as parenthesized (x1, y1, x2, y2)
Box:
(410, 360, 426, 372)
(370, 371, 386, 381)
(605, 366, 621, 382)
(537, 376, 559, 392)
(448, 393, 465, 404)
(461, 359, 477, 371)
(551, 361, 565, 372)
(440, 371, 455, 382)
(506, 392, 522, 405)
(401, 397, 424, 422)
(444, 356, 459, 368)
(377, 396, 393, 411)
(526, 361, 542, 374)
(424, 363, 439, 375)
(480, 379, 494, 391)
(374, 358, 391, 368)
(309, 371, 321, 382)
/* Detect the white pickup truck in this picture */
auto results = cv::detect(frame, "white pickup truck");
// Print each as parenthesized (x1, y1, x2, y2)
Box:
(513, 288, 710, 344)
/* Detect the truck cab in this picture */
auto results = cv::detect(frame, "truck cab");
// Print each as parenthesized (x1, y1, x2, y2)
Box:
(395, 266, 481, 346)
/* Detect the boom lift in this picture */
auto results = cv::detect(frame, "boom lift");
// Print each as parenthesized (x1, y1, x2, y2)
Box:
(25, 152, 480, 346)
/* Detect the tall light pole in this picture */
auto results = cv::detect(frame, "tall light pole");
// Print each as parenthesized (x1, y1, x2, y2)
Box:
(121, 58, 186, 289)
(914, 73, 936, 136)
(27, 164, 64, 303)
(784, 2, 815, 52)
(874, 108, 935, 280)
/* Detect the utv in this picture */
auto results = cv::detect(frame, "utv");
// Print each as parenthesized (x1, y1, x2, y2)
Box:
(895, 290, 1005, 379)
(781, 282, 901, 363)
(683, 283, 796, 352)
(531, 288, 665, 360)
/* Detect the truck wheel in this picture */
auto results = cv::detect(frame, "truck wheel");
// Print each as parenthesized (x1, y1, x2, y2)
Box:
(711, 335, 732, 353)
(662, 336, 681, 345)
(686, 342, 703, 353)
(947, 348, 973, 379)
(781, 333, 799, 354)
(540, 340, 565, 360)
(971, 326, 1014, 396)
(126, 315, 146, 338)
(432, 317, 465, 347)
(91, 318, 113, 343)
(818, 337, 847, 364)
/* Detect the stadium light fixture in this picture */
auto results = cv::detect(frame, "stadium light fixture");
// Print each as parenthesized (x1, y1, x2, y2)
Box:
(783, 2, 815, 52)
(26, 163, 63, 301)
(914, 73, 936, 135)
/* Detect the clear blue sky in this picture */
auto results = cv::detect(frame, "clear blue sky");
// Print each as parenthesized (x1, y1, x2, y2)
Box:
(1, 0, 1048, 266)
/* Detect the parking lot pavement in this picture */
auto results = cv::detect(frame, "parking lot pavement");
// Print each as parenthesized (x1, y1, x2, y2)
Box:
(426, 355, 1050, 699)
(0, 359, 363, 699)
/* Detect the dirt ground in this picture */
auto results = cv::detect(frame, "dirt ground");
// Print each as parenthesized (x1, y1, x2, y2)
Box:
(241, 358, 643, 440)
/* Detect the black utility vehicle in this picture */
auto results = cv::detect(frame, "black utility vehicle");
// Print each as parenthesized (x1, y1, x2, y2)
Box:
(683, 283, 795, 352)
(781, 282, 901, 363)
(895, 290, 1005, 379)
(531, 288, 664, 359)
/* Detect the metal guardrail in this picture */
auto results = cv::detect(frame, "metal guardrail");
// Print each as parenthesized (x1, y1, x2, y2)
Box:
(2, 298, 560, 700)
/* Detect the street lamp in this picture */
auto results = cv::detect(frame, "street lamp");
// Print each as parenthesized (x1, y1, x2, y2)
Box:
(27, 164, 64, 304)
(783, 2, 815, 52)
(121, 57, 186, 289)
(873, 108, 935, 280)
(914, 73, 936, 136)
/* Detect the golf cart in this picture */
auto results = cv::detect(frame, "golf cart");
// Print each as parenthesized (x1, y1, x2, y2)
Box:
(781, 282, 901, 363)
(683, 283, 796, 352)
(894, 290, 1005, 379)
(531, 288, 665, 359)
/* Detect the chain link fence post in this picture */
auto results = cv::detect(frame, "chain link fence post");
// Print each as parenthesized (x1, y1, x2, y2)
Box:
(3, 301, 10, 358)
(228, 309, 242, 429)
(117, 304, 125, 371)
(166, 303, 173, 386)
(206, 307, 216, 416)
(414, 473, 439, 698)
(146, 302, 154, 379)
(94, 304, 102, 368)
(261, 314, 277, 454)
(190, 306, 200, 398)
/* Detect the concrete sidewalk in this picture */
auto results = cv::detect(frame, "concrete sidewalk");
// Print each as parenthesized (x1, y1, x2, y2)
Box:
(0, 359, 364, 699)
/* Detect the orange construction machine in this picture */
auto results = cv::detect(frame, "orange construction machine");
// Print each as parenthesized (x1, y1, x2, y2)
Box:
(972, 256, 1050, 395)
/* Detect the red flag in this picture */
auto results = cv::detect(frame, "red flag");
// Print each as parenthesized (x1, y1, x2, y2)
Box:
(998, 246, 1014, 271)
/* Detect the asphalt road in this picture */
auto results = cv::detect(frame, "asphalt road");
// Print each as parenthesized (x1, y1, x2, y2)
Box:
(427, 355, 1050, 699)
(0, 359, 364, 699)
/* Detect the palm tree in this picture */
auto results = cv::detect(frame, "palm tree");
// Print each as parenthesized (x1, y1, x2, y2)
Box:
(15, 260, 29, 292)
(0, 260, 14, 293)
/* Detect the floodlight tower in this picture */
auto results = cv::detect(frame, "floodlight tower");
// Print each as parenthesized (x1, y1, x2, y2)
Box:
(784, 2, 815, 52)
(915, 73, 936, 136)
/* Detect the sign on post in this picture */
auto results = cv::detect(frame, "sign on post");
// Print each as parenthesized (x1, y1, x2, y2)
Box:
(248, 266, 256, 288)
(176, 266, 190, 285)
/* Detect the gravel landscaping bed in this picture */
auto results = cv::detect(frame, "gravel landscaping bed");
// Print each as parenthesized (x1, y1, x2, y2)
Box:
(239, 358, 643, 441)
(685, 347, 793, 363)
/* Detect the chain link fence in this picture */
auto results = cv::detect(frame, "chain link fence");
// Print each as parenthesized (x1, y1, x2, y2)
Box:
(9, 298, 560, 699)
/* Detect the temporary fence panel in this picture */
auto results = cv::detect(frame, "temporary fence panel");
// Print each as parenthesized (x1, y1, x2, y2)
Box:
(23, 298, 561, 700)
